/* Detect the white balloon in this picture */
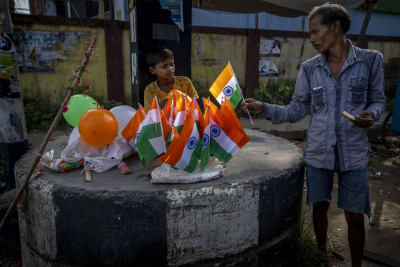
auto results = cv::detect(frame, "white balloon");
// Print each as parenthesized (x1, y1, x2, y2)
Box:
(110, 105, 136, 136)
(118, 105, 136, 113)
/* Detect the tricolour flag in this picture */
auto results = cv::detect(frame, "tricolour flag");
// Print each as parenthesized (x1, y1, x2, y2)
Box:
(168, 88, 191, 111)
(194, 100, 205, 135)
(210, 98, 250, 163)
(200, 102, 211, 171)
(136, 96, 166, 163)
(121, 104, 147, 151)
(162, 98, 202, 173)
(202, 97, 219, 116)
(173, 96, 187, 134)
(209, 62, 243, 109)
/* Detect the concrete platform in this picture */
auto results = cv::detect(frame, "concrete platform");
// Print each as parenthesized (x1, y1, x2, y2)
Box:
(16, 129, 304, 267)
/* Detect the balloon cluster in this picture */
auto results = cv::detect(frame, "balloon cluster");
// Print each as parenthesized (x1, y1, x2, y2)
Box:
(63, 94, 136, 147)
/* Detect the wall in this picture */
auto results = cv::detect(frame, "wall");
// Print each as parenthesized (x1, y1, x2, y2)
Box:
(192, 26, 400, 97)
(14, 24, 107, 106)
(12, 16, 132, 108)
(191, 32, 247, 97)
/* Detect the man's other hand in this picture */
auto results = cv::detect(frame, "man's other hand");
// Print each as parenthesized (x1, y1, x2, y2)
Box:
(241, 98, 264, 114)
(354, 111, 374, 128)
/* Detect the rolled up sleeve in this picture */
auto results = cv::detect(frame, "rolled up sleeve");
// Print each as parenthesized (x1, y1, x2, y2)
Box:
(263, 65, 311, 124)
(367, 52, 386, 121)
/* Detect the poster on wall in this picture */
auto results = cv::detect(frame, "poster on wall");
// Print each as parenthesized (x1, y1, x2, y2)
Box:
(260, 38, 281, 57)
(160, 0, 184, 31)
(0, 33, 27, 142)
(259, 60, 279, 77)
(14, 31, 87, 73)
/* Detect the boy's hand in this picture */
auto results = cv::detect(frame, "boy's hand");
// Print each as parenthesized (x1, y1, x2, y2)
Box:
(241, 98, 264, 114)
(353, 111, 374, 128)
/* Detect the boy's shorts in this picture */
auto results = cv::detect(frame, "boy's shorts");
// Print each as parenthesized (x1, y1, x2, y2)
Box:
(305, 164, 371, 215)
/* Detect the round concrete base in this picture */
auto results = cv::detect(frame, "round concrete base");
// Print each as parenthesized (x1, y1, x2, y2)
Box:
(15, 129, 304, 266)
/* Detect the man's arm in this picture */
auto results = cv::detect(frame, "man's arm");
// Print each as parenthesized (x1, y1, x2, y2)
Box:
(366, 52, 386, 121)
(243, 65, 311, 124)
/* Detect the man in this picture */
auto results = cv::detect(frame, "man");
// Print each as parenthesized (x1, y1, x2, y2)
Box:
(242, 3, 385, 267)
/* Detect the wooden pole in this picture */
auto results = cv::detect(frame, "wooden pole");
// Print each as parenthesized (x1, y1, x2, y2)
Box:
(357, 1, 377, 49)
(0, 34, 98, 233)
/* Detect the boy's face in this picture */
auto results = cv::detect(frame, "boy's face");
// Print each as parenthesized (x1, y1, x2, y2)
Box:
(149, 57, 175, 80)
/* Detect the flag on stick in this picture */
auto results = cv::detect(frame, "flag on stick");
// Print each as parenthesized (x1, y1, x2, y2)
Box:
(209, 62, 243, 109)
(210, 99, 250, 163)
(121, 104, 147, 150)
(136, 96, 166, 163)
(162, 98, 202, 173)
(200, 101, 211, 171)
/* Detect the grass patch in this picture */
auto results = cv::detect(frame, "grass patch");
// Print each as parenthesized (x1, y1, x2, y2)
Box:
(290, 209, 325, 267)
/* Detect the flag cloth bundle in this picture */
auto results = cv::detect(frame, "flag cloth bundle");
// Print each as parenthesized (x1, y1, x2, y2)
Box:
(136, 96, 166, 163)
(209, 62, 243, 109)
(161, 98, 202, 173)
(121, 105, 147, 150)
(210, 99, 250, 163)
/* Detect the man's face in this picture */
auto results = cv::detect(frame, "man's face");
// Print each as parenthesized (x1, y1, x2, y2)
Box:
(309, 15, 337, 54)
(150, 57, 175, 80)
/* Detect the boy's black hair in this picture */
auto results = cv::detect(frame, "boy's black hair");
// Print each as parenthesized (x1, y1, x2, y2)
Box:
(146, 46, 174, 67)
(309, 3, 351, 34)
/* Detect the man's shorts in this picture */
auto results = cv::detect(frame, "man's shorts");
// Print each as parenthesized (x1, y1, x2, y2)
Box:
(306, 164, 371, 215)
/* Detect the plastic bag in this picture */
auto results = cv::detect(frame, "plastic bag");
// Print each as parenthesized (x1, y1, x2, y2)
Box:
(61, 128, 134, 172)
(41, 149, 84, 173)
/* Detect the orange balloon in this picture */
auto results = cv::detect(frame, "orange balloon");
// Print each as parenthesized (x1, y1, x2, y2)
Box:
(78, 108, 118, 147)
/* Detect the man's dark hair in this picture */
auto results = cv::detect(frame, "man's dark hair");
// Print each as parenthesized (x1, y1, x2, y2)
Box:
(146, 46, 174, 67)
(309, 3, 351, 33)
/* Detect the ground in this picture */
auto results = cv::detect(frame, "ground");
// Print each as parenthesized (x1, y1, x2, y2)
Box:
(1, 116, 399, 266)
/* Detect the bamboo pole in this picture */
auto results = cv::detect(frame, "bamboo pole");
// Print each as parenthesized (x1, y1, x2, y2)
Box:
(0, 34, 98, 232)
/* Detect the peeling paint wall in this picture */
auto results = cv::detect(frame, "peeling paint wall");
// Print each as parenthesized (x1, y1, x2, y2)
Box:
(191, 33, 246, 97)
(193, 31, 400, 94)
(13, 23, 132, 107)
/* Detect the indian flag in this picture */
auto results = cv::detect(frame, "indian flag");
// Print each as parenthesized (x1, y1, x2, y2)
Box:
(121, 104, 147, 151)
(202, 97, 219, 116)
(209, 62, 243, 109)
(200, 103, 211, 171)
(168, 88, 191, 111)
(194, 100, 205, 134)
(173, 96, 187, 134)
(220, 98, 248, 140)
(210, 101, 250, 163)
(136, 96, 166, 163)
(163, 93, 176, 125)
(162, 98, 202, 173)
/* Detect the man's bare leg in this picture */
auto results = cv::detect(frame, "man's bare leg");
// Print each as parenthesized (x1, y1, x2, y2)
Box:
(313, 201, 330, 260)
(344, 211, 365, 267)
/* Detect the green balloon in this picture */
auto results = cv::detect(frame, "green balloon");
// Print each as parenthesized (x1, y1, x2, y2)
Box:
(63, 94, 99, 127)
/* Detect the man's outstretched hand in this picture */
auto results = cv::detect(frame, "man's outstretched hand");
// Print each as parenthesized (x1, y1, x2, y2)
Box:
(241, 98, 264, 114)
(354, 111, 374, 128)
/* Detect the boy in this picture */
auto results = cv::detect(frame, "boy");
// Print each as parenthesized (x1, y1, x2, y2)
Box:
(143, 46, 198, 110)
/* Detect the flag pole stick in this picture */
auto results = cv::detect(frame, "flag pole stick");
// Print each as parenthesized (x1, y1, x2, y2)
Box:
(0, 34, 98, 233)
(228, 61, 253, 125)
